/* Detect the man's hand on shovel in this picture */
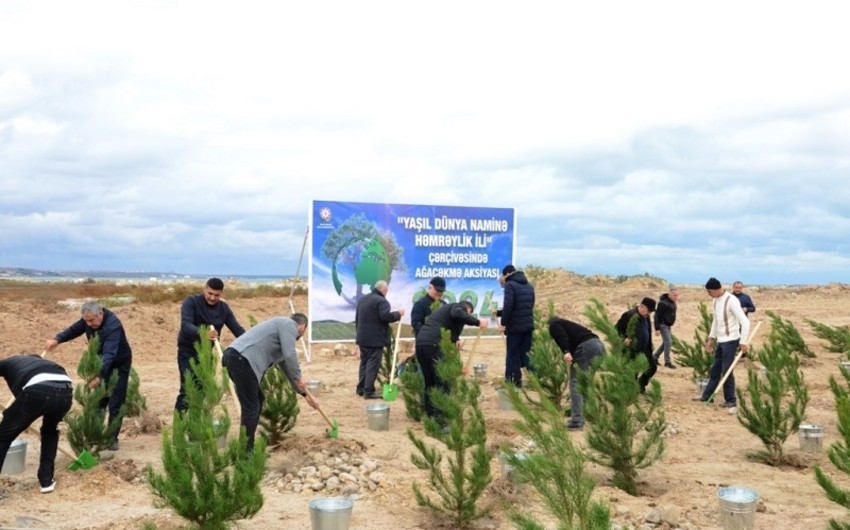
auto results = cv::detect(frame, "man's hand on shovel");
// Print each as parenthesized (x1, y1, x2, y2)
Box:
(296, 379, 321, 410)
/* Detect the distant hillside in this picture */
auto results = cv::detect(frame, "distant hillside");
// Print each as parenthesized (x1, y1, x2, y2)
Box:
(0, 267, 183, 280)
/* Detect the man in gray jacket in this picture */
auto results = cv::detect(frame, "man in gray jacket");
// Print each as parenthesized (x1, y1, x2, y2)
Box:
(221, 313, 318, 451)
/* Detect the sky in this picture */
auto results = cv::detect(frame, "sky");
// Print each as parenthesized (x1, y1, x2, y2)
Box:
(2, 1, 849, 286)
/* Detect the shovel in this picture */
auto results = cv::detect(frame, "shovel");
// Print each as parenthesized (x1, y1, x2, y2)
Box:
(706, 321, 762, 405)
(462, 326, 485, 376)
(212, 337, 242, 408)
(0, 403, 97, 471)
(305, 387, 339, 439)
(382, 322, 403, 401)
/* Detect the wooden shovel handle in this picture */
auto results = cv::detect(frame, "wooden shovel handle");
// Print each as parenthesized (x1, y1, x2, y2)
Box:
(304, 388, 334, 428)
(213, 339, 242, 407)
(388, 321, 403, 386)
(463, 327, 484, 372)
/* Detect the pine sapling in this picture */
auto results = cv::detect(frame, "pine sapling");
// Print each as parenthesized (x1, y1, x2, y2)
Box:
(766, 310, 816, 358)
(736, 340, 809, 466)
(581, 298, 666, 495)
(400, 355, 425, 422)
(65, 335, 124, 456)
(672, 301, 715, 381)
(807, 318, 850, 356)
(525, 302, 569, 413)
(407, 329, 492, 528)
(123, 367, 147, 417)
(815, 365, 850, 530)
(503, 374, 611, 530)
(147, 326, 267, 530)
(259, 365, 300, 446)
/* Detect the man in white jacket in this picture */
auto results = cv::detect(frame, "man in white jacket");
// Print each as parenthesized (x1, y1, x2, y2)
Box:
(694, 278, 750, 407)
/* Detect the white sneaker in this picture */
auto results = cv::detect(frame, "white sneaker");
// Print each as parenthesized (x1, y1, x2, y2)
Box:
(40, 480, 56, 494)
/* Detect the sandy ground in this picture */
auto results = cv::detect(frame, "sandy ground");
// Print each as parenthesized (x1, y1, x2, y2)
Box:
(1, 273, 850, 529)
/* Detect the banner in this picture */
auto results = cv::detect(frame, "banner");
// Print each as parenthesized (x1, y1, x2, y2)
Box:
(309, 200, 515, 342)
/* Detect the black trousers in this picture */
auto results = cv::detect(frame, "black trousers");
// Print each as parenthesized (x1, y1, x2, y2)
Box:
(356, 347, 383, 395)
(415, 342, 449, 421)
(0, 381, 72, 487)
(222, 348, 263, 451)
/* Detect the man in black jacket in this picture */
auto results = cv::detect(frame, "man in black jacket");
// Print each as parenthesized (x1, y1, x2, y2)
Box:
(616, 297, 656, 394)
(548, 317, 606, 430)
(355, 280, 405, 399)
(175, 277, 246, 412)
(410, 277, 446, 338)
(45, 300, 132, 450)
(416, 301, 488, 420)
(653, 288, 679, 369)
(498, 264, 535, 387)
(0, 354, 73, 493)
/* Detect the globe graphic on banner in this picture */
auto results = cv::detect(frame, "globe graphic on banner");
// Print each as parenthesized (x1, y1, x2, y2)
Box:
(333, 238, 392, 306)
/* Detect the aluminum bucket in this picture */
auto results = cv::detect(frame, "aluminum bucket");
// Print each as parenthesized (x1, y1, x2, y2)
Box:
(309, 497, 354, 530)
(496, 387, 514, 410)
(473, 363, 488, 380)
(1, 439, 27, 475)
(696, 378, 710, 394)
(798, 423, 825, 453)
(717, 486, 758, 530)
(365, 403, 390, 431)
(499, 451, 528, 482)
(307, 380, 322, 398)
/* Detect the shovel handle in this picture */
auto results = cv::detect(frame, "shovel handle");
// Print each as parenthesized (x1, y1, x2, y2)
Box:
(388, 321, 403, 386)
(304, 387, 335, 428)
(463, 327, 484, 373)
(705, 321, 762, 404)
(213, 339, 242, 407)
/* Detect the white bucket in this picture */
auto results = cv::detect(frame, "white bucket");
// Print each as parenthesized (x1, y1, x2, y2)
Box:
(496, 387, 514, 411)
(499, 452, 528, 482)
(309, 497, 354, 530)
(212, 419, 228, 450)
(717, 486, 758, 530)
(307, 380, 322, 397)
(841, 360, 850, 373)
(1, 439, 27, 475)
(473, 363, 488, 380)
(799, 423, 825, 453)
(365, 403, 390, 431)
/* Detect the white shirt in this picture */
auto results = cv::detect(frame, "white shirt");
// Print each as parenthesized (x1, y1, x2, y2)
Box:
(709, 291, 750, 345)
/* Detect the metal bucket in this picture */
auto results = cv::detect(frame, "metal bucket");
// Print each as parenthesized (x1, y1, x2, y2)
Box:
(309, 497, 354, 530)
(799, 423, 825, 453)
(307, 380, 322, 398)
(496, 387, 514, 411)
(696, 378, 710, 394)
(212, 419, 228, 450)
(717, 486, 758, 530)
(841, 360, 850, 373)
(365, 403, 390, 431)
(499, 452, 528, 482)
(473, 363, 488, 380)
(1, 439, 27, 475)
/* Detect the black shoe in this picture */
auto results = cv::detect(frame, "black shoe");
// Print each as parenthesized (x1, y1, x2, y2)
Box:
(720, 401, 737, 408)
(566, 421, 584, 431)
(664, 363, 677, 369)
(355, 389, 364, 396)
(108, 440, 119, 451)
(691, 397, 707, 402)
(363, 393, 381, 400)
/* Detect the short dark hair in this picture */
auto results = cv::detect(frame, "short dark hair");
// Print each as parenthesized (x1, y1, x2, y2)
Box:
(291, 313, 309, 327)
(206, 277, 225, 291)
(460, 300, 475, 313)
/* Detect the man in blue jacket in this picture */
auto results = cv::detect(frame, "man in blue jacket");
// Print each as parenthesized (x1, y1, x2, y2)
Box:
(45, 300, 132, 450)
(175, 278, 245, 412)
(355, 280, 405, 399)
(498, 265, 536, 387)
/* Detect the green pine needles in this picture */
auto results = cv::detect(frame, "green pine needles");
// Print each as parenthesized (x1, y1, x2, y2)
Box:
(407, 329, 492, 527)
(766, 310, 816, 358)
(400, 356, 425, 422)
(503, 375, 612, 530)
(124, 367, 147, 417)
(815, 357, 850, 530)
(807, 318, 850, 356)
(672, 301, 715, 382)
(65, 335, 124, 457)
(259, 365, 300, 446)
(736, 327, 809, 466)
(581, 298, 666, 495)
(147, 326, 267, 530)
(525, 302, 570, 413)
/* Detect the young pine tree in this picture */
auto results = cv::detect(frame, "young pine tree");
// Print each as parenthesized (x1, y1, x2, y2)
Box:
(671, 301, 715, 382)
(765, 310, 816, 359)
(815, 359, 850, 530)
(580, 298, 666, 495)
(525, 302, 570, 413)
(147, 326, 267, 530)
(807, 318, 850, 356)
(503, 374, 612, 530)
(400, 356, 425, 422)
(407, 329, 492, 528)
(65, 335, 124, 457)
(123, 367, 147, 417)
(736, 339, 809, 466)
(259, 365, 300, 446)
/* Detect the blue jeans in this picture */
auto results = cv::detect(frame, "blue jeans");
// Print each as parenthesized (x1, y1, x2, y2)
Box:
(569, 338, 605, 425)
(653, 324, 673, 364)
(505, 331, 533, 387)
(701, 340, 740, 404)
(0, 382, 72, 487)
